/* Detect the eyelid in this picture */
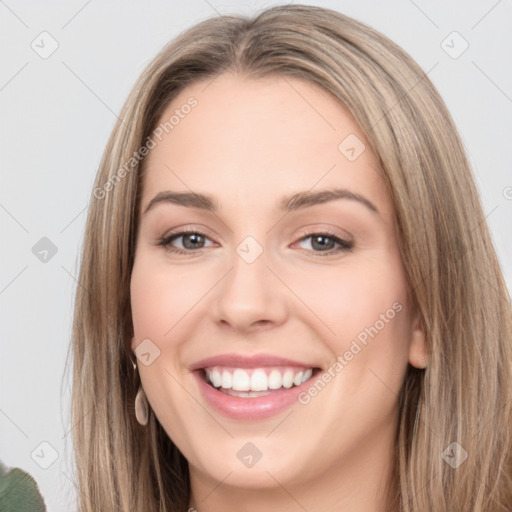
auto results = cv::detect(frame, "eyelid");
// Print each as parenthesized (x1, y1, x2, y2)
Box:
(160, 224, 218, 242)
(293, 224, 354, 244)
(290, 229, 354, 256)
(156, 227, 216, 250)
(157, 224, 354, 257)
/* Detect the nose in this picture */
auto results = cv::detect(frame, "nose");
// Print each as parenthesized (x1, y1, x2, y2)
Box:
(212, 243, 288, 333)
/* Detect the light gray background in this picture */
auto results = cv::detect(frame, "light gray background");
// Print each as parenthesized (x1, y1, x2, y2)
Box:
(1, 1, 511, 510)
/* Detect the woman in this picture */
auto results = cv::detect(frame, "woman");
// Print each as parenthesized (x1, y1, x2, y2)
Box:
(70, 4, 512, 511)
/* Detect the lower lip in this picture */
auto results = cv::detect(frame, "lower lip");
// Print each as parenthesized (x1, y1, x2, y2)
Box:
(192, 370, 318, 421)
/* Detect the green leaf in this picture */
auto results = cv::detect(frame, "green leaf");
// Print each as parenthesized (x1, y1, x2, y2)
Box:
(0, 461, 46, 512)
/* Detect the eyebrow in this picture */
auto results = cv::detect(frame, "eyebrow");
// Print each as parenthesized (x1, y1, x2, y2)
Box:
(143, 188, 379, 215)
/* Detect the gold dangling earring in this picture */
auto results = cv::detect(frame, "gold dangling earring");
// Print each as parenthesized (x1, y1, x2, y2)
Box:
(132, 357, 149, 426)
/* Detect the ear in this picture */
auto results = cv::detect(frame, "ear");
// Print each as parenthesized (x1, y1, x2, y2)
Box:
(408, 313, 428, 369)
(130, 336, 137, 353)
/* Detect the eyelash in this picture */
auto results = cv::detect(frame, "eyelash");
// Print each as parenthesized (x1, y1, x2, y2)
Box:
(156, 228, 353, 257)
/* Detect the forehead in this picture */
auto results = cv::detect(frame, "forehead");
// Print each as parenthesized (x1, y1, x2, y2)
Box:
(141, 73, 392, 217)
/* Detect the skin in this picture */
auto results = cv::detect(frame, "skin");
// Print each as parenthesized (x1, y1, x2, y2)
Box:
(130, 73, 427, 512)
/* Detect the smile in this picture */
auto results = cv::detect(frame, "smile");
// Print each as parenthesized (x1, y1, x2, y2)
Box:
(190, 354, 322, 420)
(204, 366, 314, 396)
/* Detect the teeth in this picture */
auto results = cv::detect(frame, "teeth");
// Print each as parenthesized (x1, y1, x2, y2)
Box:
(250, 369, 268, 391)
(232, 369, 250, 391)
(282, 369, 294, 388)
(210, 368, 222, 388)
(302, 368, 313, 382)
(221, 370, 233, 389)
(268, 369, 282, 390)
(205, 366, 315, 392)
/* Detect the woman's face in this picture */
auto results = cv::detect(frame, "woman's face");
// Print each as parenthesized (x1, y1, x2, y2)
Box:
(130, 73, 426, 504)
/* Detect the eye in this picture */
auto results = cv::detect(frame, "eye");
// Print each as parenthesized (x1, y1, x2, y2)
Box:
(294, 231, 353, 256)
(156, 229, 353, 256)
(157, 229, 215, 255)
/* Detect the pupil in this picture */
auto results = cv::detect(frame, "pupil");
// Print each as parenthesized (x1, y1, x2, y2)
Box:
(184, 233, 203, 249)
(312, 235, 332, 251)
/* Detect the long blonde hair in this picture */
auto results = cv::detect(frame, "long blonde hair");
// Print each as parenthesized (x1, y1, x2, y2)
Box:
(70, 5, 512, 511)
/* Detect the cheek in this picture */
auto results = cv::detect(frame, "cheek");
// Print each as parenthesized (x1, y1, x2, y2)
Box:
(130, 256, 212, 339)
(130, 256, 205, 443)
(292, 257, 409, 342)
(296, 255, 412, 402)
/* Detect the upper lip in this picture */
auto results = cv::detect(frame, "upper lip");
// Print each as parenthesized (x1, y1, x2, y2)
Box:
(190, 353, 319, 371)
